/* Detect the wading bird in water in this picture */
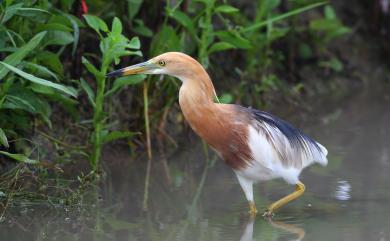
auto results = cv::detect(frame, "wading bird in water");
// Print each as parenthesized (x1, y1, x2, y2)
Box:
(107, 52, 328, 217)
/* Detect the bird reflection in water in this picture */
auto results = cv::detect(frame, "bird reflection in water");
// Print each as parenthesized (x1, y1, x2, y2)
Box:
(239, 217, 305, 241)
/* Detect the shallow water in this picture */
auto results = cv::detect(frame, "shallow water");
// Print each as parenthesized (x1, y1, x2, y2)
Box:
(1, 83, 390, 241)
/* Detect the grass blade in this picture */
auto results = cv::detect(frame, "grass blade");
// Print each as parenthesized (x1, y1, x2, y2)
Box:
(242, 1, 328, 33)
(0, 61, 77, 98)
(0, 151, 38, 164)
(0, 128, 9, 148)
(0, 31, 46, 79)
(102, 131, 138, 144)
(80, 78, 96, 107)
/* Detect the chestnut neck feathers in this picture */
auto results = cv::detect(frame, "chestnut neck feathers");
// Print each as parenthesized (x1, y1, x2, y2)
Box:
(177, 58, 218, 134)
(176, 57, 252, 169)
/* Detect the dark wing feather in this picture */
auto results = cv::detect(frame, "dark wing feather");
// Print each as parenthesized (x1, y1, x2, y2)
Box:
(249, 109, 322, 154)
(233, 105, 327, 167)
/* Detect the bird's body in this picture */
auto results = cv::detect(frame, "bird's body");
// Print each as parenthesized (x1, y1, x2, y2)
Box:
(107, 52, 328, 216)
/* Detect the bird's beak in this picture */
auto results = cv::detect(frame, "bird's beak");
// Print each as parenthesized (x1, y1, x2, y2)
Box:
(106, 61, 156, 77)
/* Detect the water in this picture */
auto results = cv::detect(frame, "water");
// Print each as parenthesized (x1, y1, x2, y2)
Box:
(1, 83, 390, 241)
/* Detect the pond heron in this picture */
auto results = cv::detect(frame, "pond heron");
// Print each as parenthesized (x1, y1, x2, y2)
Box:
(107, 52, 328, 217)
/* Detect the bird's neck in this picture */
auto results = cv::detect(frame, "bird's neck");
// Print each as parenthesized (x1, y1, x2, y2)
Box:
(179, 74, 216, 107)
(178, 70, 220, 141)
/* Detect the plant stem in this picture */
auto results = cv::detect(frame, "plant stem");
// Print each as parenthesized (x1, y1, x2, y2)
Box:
(198, 0, 214, 66)
(91, 66, 107, 171)
(37, 130, 87, 150)
(143, 80, 152, 211)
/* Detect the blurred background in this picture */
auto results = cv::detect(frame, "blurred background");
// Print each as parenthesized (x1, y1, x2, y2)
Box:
(0, 0, 390, 240)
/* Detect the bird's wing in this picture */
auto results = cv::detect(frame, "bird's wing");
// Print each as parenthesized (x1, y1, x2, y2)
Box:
(243, 108, 328, 168)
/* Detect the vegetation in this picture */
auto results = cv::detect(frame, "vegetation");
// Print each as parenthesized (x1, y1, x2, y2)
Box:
(0, 0, 350, 203)
(82, 14, 143, 170)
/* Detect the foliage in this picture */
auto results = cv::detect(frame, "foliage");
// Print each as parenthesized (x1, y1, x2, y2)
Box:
(310, 5, 351, 72)
(0, 0, 78, 162)
(82, 15, 142, 170)
(0, 0, 351, 195)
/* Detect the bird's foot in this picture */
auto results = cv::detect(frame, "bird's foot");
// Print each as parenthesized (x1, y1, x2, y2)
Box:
(248, 201, 258, 216)
(262, 208, 275, 218)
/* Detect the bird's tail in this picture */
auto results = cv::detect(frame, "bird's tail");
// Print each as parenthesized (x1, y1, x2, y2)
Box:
(315, 142, 328, 166)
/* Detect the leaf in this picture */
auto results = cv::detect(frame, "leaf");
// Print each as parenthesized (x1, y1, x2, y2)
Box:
(82, 57, 102, 77)
(24, 61, 59, 81)
(4, 86, 52, 126)
(133, 19, 153, 37)
(324, 5, 336, 19)
(0, 151, 39, 164)
(64, 14, 81, 56)
(0, 62, 77, 98)
(133, 25, 153, 37)
(219, 93, 233, 104)
(214, 31, 252, 49)
(208, 41, 236, 54)
(319, 57, 343, 72)
(0, 31, 46, 80)
(298, 43, 313, 59)
(3, 95, 36, 113)
(0, 128, 9, 148)
(44, 31, 74, 46)
(310, 18, 351, 41)
(29, 84, 78, 118)
(111, 17, 122, 36)
(80, 78, 96, 108)
(83, 14, 109, 34)
(127, 0, 143, 20)
(36, 23, 73, 32)
(36, 51, 63, 75)
(29, 83, 56, 95)
(149, 25, 181, 55)
(215, 5, 239, 14)
(105, 74, 146, 96)
(127, 36, 141, 49)
(2, 3, 23, 23)
(169, 10, 196, 37)
(310, 19, 341, 31)
(0, 112, 30, 131)
(267, 28, 289, 42)
(15, 7, 51, 16)
(102, 131, 138, 144)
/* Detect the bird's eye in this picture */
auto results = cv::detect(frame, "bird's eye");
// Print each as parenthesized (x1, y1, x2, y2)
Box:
(158, 60, 166, 66)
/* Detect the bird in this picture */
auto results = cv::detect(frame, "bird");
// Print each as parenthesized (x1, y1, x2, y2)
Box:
(106, 52, 328, 217)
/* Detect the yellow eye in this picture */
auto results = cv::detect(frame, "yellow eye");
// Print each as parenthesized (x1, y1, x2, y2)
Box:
(158, 60, 166, 66)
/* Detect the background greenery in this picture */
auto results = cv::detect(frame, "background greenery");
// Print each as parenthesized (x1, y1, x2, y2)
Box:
(0, 0, 351, 200)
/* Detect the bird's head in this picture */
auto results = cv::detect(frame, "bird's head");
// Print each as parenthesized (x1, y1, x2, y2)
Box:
(106, 52, 203, 81)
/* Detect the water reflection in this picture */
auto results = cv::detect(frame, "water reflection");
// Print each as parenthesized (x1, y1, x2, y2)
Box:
(239, 218, 254, 241)
(268, 219, 305, 241)
(334, 180, 351, 201)
(240, 218, 305, 241)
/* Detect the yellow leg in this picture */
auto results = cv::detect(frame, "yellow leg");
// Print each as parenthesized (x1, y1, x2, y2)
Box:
(263, 182, 306, 217)
(248, 201, 258, 216)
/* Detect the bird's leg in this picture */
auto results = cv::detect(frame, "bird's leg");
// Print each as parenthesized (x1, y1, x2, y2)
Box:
(248, 201, 258, 215)
(263, 182, 305, 217)
(235, 174, 257, 216)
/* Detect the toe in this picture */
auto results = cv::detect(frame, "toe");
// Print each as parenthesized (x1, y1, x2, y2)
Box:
(248, 209, 258, 216)
(262, 209, 274, 218)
